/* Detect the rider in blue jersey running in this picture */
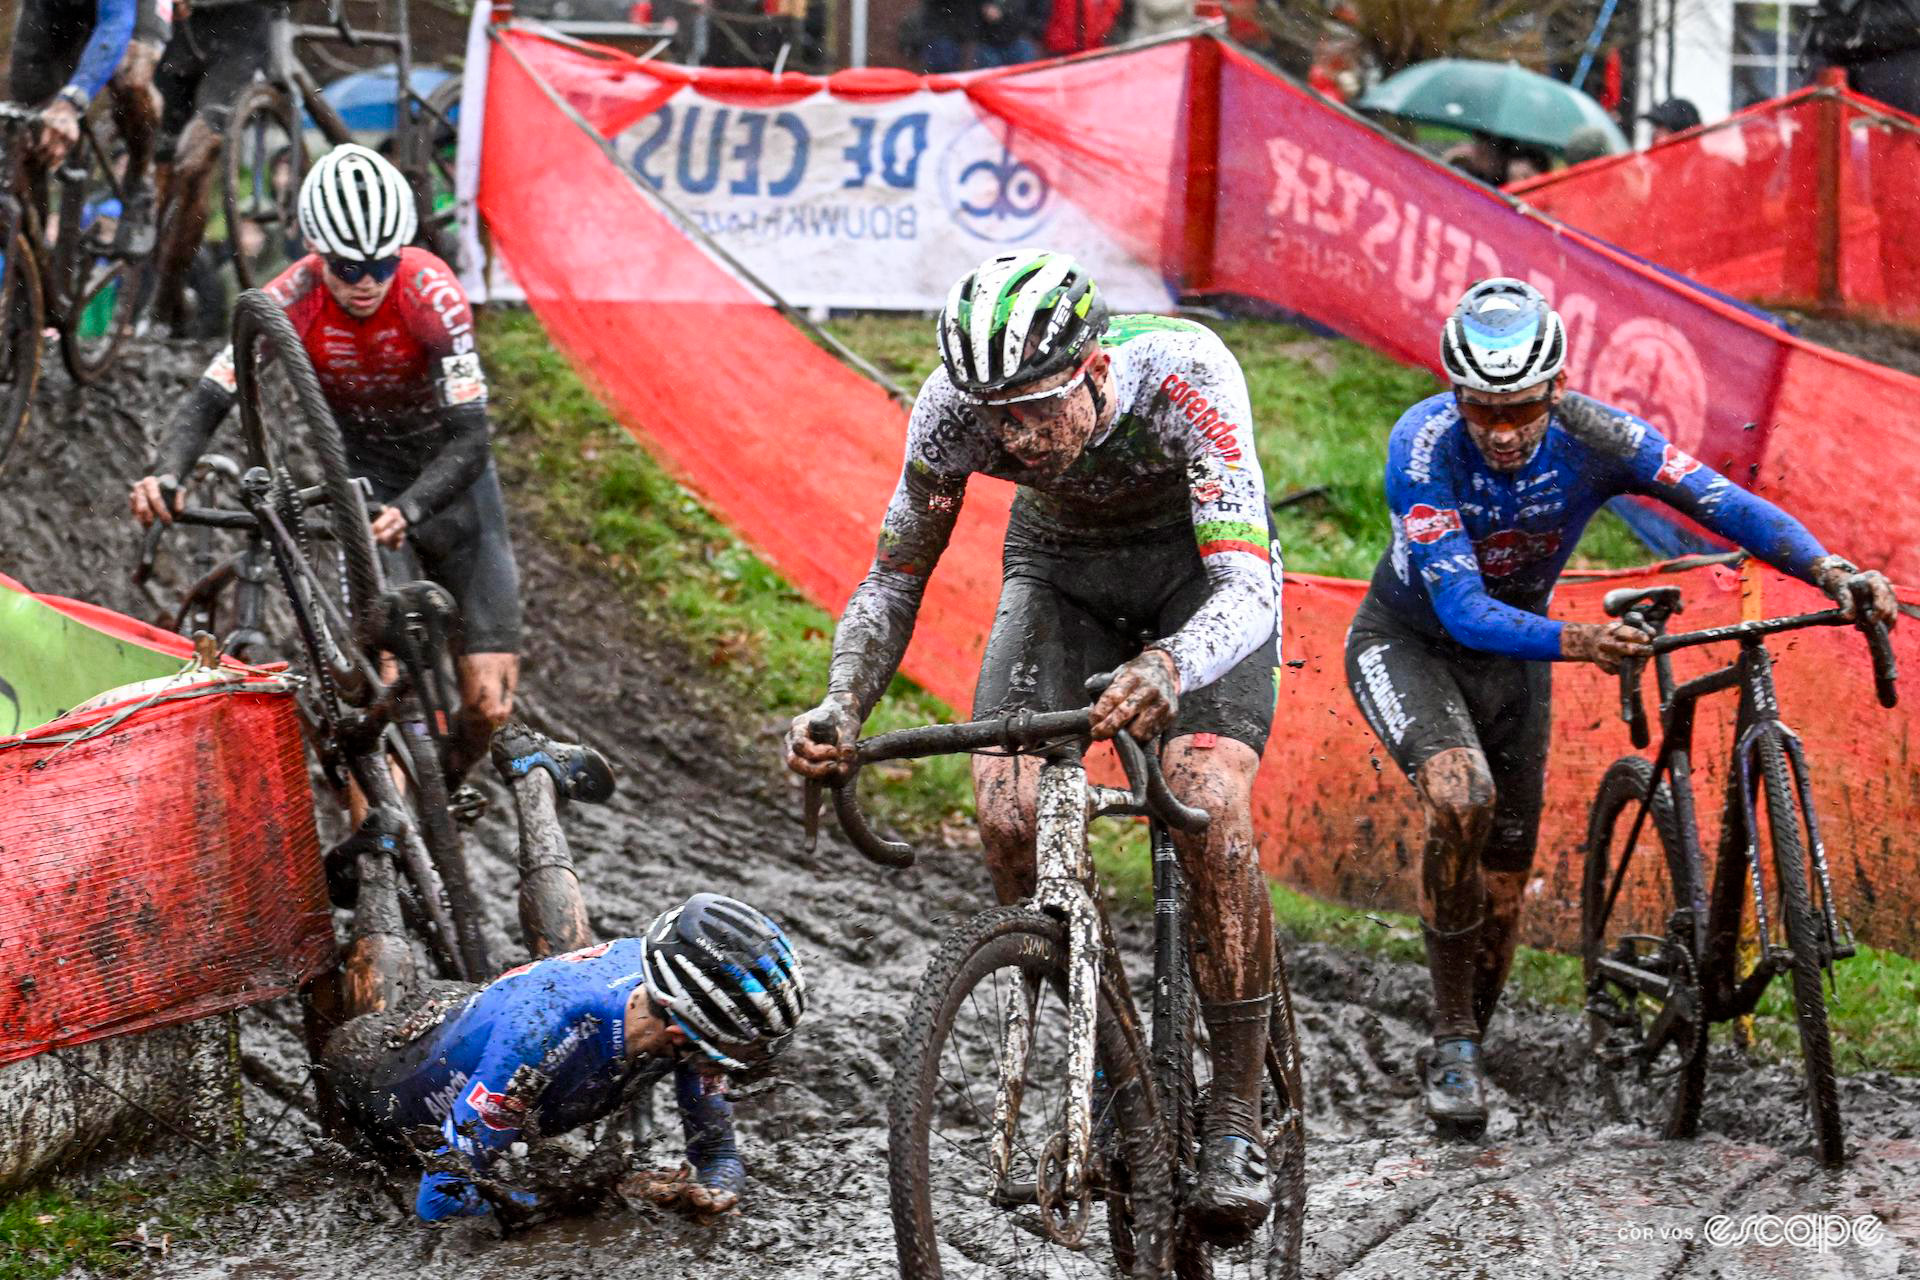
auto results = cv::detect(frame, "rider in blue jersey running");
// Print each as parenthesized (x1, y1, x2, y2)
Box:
(1345, 278, 1898, 1139)
(322, 852, 808, 1222)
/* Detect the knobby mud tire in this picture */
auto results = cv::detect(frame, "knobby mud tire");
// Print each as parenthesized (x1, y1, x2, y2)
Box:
(1755, 732, 1844, 1167)
(1581, 755, 1707, 1140)
(223, 85, 305, 291)
(0, 235, 44, 479)
(888, 905, 1175, 1278)
(396, 717, 491, 980)
(232, 288, 383, 669)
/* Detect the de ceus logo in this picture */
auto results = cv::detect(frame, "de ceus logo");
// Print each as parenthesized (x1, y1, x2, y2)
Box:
(627, 103, 930, 197)
(938, 118, 1056, 244)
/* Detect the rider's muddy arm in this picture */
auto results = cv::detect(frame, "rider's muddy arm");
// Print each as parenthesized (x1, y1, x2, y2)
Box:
(151, 369, 239, 482)
(389, 403, 490, 526)
(674, 1061, 744, 1195)
(826, 462, 966, 720)
(1557, 394, 1832, 582)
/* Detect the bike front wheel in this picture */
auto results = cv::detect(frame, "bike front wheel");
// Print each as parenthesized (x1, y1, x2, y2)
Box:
(1753, 732, 1843, 1166)
(0, 233, 45, 478)
(888, 904, 1174, 1279)
(1581, 755, 1708, 1140)
(223, 84, 305, 290)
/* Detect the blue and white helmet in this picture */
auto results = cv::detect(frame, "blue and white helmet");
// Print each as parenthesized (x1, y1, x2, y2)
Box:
(1440, 278, 1567, 393)
(640, 893, 807, 1071)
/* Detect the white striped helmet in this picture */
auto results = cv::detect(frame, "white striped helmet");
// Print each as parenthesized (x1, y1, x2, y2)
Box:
(1440, 278, 1567, 393)
(296, 143, 417, 262)
(640, 894, 807, 1072)
(938, 249, 1108, 396)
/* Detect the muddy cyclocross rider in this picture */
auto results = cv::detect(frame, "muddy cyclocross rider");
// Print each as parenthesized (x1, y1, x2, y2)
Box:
(129, 144, 581, 824)
(325, 858, 808, 1221)
(1346, 278, 1899, 1139)
(785, 250, 1285, 1244)
(8, 0, 166, 255)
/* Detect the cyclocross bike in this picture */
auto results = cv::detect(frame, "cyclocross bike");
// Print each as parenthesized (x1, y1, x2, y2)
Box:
(809, 688, 1307, 1278)
(0, 100, 157, 475)
(1580, 580, 1897, 1168)
(221, 0, 460, 288)
(133, 288, 490, 982)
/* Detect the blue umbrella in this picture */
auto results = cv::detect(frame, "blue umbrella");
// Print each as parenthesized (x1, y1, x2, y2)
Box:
(309, 64, 455, 134)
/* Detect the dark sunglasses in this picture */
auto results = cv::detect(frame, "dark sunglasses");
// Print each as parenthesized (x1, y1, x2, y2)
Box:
(1454, 389, 1554, 428)
(326, 254, 401, 284)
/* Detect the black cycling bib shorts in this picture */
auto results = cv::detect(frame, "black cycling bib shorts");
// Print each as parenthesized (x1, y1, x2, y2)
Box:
(1343, 590, 1550, 874)
(367, 461, 524, 656)
(973, 508, 1280, 756)
(154, 1, 273, 151)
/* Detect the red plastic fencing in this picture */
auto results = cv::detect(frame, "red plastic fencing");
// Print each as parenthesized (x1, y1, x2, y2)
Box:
(0, 583, 331, 1067)
(1510, 82, 1920, 330)
(480, 28, 1920, 955)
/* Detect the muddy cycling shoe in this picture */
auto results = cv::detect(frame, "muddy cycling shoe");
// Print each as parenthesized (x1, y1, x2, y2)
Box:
(1188, 1134, 1273, 1244)
(322, 806, 408, 908)
(111, 180, 158, 258)
(490, 722, 616, 805)
(1424, 1036, 1489, 1139)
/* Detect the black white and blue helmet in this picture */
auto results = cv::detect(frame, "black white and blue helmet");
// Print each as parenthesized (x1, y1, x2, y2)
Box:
(1440, 278, 1567, 393)
(640, 893, 807, 1072)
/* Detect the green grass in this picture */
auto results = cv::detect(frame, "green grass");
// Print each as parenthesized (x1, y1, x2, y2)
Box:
(0, 1174, 259, 1280)
(482, 305, 1920, 1074)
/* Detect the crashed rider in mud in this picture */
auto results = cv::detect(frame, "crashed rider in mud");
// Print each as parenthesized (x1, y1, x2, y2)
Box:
(324, 860, 809, 1223)
(786, 250, 1284, 1244)
(129, 144, 525, 812)
(1344, 277, 1899, 1139)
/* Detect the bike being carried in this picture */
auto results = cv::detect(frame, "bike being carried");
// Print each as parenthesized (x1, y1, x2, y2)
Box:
(788, 251, 1295, 1264)
(1344, 278, 1898, 1140)
(131, 143, 533, 806)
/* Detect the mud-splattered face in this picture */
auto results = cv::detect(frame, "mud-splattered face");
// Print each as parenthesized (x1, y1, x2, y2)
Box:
(974, 352, 1109, 480)
(321, 257, 399, 318)
(1456, 374, 1564, 471)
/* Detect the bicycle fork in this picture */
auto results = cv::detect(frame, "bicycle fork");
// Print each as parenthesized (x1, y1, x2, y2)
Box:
(989, 757, 1104, 1213)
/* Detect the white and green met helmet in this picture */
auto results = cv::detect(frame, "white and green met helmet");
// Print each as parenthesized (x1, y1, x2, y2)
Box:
(937, 250, 1109, 396)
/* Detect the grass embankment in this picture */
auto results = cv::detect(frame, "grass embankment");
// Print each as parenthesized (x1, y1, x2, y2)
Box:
(0, 1175, 258, 1280)
(483, 307, 1920, 1074)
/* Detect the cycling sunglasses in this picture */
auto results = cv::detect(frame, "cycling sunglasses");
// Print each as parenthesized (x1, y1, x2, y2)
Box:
(963, 355, 1095, 413)
(1454, 388, 1554, 428)
(325, 254, 402, 285)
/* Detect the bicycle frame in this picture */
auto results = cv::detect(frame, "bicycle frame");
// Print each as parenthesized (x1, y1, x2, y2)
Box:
(0, 108, 125, 320)
(987, 747, 1140, 1205)
(1599, 629, 1852, 1030)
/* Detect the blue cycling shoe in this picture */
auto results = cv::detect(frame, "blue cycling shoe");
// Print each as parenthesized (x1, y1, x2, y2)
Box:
(490, 722, 616, 805)
(1424, 1036, 1489, 1139)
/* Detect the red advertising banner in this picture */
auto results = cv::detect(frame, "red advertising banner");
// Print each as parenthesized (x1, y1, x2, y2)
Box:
(481, 28, 1920, 955)
(0, 579, 331, 1067)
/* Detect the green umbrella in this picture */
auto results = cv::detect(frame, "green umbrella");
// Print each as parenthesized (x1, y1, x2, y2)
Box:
(1358, 58, 1628, 154)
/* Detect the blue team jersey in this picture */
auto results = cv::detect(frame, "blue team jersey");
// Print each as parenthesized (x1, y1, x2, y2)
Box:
(1368, 391, 1830, 661)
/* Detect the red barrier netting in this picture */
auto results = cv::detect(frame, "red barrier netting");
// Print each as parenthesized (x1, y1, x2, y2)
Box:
(1511, 85, 1920, 331)
(0, 606, 330, 1067)
(481, 28, 1920, 954)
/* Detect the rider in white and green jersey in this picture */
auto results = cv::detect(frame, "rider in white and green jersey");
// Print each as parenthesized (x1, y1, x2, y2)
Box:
(787, 250, 1285, 1243)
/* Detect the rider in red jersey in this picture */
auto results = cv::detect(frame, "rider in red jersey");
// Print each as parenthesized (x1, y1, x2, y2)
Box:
(131, 144, 522, 792)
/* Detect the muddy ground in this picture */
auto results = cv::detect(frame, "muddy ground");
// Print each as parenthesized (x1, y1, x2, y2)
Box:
(4, 341, 1919, 1278)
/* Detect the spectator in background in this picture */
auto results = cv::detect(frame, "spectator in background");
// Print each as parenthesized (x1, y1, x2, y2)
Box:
(1043, 0, 1118, 55)
(1443, 131, 1552, 186)
(1807, 0, 1920, 115)
(1127, 0, 1192, 41)
(1563, 124, 1615, 167)
(1642, 97, 1701, 144)
(912, 0, 1045, 71)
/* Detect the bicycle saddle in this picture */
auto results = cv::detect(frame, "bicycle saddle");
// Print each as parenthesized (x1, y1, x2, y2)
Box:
(1603, 585, 1683, 620)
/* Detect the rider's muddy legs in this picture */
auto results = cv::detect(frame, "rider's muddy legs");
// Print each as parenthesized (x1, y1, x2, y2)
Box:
(447, 651, 519, 783)
(1416, 747, 1496, 1041)
(1164, 736, 1274, 1134)
(510, 767, 593, 958)
(153, 121, 219, 329)
(342, 842, 417, 1019)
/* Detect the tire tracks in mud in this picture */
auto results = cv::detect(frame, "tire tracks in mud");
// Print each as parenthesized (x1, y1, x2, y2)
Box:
(6, 343, 1919, 1278)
